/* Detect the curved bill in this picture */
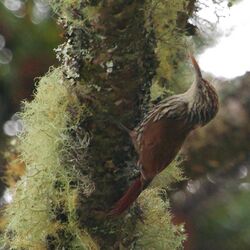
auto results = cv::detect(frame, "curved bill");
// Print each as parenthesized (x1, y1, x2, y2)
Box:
(189, 54, 202, 79)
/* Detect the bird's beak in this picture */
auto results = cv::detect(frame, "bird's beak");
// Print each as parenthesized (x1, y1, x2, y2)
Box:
(189, 54, 203, 80)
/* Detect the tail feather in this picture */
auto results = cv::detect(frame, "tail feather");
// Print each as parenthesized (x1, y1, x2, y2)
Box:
(108, 177, 143, 216)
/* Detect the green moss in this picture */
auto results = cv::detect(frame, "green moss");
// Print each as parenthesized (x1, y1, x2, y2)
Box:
(49, 0, 101, 25)
(151, 159, 186, 189)
(2, 68, 98, 249)
(131, 160, 185, 249)
(135, 188, 186, 250)
(145, 0, 190, 98)
(49, 0, 82, 19)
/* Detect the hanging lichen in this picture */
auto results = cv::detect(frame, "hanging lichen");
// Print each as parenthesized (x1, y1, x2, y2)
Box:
(2, 68, 97, 249)
(135, 188, 186, 250)
(145, 0, 192, 99)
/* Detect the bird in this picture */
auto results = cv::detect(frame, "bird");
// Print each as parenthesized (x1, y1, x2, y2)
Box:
(109, 55, 219, 216)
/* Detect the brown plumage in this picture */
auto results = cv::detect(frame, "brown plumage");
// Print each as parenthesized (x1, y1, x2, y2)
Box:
(109, 55, 219, 216)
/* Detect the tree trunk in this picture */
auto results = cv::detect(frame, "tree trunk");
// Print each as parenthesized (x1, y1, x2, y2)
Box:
(3, 0, 197, 249)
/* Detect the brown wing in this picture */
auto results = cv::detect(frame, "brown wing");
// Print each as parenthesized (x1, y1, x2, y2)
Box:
(139, 118, 189, 180)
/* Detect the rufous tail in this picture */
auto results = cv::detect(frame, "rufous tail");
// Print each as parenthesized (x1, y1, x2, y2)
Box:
(108, 177, 144, 216)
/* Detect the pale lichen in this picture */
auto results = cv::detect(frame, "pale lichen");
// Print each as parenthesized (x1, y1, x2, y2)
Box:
(135, 188, 186, 250)
(2, 68, 97, 249)
(151, 159, 186, 189)
(145, 0, 191, 99)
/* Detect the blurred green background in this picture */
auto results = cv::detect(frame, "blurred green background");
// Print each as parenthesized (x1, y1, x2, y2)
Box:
(0, 0, 60, 127)
(0, 0, 61, 217)
(1, 1, 250, 250)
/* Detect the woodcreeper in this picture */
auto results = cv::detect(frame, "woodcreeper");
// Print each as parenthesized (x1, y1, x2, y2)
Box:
(109, 55, 219, 216)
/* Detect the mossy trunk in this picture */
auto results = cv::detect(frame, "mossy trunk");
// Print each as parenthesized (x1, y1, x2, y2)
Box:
(67, 1, 158, 247)
(3, 0, 197, 249)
